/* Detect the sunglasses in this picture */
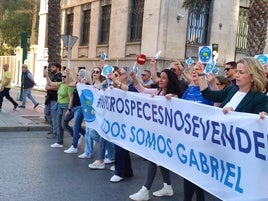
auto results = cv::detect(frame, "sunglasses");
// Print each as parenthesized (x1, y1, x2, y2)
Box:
(62, 75, 67, 78)
(216, 83, 222, 86)
(141, 74, 147, 77)
(224, 68, 232, 72)
(114, 73, 121, 77)
(92, 70, 100, 74)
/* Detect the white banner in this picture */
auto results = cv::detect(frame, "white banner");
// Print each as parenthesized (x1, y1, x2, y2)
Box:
(77, 83, 268, 201)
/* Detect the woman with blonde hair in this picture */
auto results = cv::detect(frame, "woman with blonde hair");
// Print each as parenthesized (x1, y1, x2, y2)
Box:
(196, 57, 267, 114)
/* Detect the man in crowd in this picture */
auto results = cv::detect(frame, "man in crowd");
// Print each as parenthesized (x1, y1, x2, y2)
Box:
(0, 64, 18, 111)
(44, 62, 62, 139)
(224, 61, 237, 87)
(140, 70, 153, 87)
(18, 64, 39, 109)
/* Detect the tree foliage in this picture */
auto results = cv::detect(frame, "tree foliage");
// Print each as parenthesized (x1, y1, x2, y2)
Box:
(0, 0, 38, 55)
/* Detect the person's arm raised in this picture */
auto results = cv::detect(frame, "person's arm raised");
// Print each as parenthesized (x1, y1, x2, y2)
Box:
(150, 58, 159, 84)
(195, 62, 208, 91)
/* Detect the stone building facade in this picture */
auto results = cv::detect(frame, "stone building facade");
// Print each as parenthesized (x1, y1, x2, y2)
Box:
(34, 0, 268, 87)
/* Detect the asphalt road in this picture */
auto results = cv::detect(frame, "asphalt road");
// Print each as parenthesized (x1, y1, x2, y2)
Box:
(0, 130, 221, 201)
(1, 87, 221, 201)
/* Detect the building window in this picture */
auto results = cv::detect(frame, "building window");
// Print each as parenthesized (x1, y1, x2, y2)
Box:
(236, 7, 248, 52)
(81, 9, 91, 45)
(128, 0, 145, 42)
(99, 4, 111, 44)
(186, 0, 211, 44)
(66, 13, 74, 35)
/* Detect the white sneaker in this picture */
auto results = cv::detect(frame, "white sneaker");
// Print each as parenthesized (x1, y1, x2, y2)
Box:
(50, 143, 63, 148)
(88, 160, 105, 170)
(78, 152, 93, 159)
(64, 145, 78, 154)
(104, 158, 115, 164)
(152, 183, 174, 197)
(110, 165, 115, 171)
(110, 175, 123, 183)
(129, 186, 149, 201)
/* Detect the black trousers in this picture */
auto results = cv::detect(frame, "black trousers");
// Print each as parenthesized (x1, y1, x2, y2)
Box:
(183, 179, 205, 201)
(114, 145, 133, 177)
(0, 88, 18, 108)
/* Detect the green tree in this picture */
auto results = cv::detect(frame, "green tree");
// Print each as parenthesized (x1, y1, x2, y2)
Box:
(0, 0, 38, 55)
(47, 0, 61, 63)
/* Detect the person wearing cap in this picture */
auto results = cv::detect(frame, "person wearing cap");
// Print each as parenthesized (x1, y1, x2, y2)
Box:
(0, 63, 18, 111)
(18, 64, 39, 109)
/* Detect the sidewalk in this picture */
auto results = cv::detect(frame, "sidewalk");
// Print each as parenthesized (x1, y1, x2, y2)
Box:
(0, 92, 49, 132)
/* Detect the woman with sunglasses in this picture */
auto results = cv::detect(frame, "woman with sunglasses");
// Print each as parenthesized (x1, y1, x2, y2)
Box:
(106, 66, 138, 183)
(129, 68, 180, 201)
(81, 68, 115, 169)
(78, 67, 107, 159)
(44, 69, 74, 148)
(91, 67, 107, 89)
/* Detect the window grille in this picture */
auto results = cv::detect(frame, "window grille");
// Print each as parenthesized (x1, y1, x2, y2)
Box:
(186, 1, 211, 44)
(66, 13, 74, 35)
(81, 9, 91, 45)
(128, 0, 145, 42)
(99, 5, 111, 44)
(236, 7, 248, 51)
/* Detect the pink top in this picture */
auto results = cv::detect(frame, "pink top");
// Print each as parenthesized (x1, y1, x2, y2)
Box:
(134, 83, 164, 96)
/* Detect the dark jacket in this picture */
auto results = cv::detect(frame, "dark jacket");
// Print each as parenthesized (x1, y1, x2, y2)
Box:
(22, 70, 35, 89)
(201, 86, 268, 114)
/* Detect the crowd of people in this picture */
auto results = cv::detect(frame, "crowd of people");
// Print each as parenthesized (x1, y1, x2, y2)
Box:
(0, 55, 263, 201)
(40, 55, 268, 201)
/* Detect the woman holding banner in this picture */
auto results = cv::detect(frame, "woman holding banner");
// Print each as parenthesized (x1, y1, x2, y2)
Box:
(87, 67, 116, 169)
(196, 57, 268, 115)
(128, 68, 181, 201)
(107, 66, 137, 183)
(181, 66, 214, 201)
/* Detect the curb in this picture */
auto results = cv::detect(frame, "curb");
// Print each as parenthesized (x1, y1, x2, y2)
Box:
(0, 125, 50, 132)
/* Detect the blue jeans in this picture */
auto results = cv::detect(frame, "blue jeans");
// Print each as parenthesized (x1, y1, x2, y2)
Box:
(64, 106, 85, 136)
(44, 100, 57, 134)
(84, 127, 95, 156)
(21, 88, 38, 107)
(89, 130, 115, 161)
(56, 106, 70, 145)
(70, 106, 85, 148)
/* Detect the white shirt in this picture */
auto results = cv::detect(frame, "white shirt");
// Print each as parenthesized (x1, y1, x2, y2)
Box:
(224, 91, 247, 110)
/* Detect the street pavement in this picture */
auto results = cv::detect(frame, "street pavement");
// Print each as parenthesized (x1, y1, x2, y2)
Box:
(0, 87, 221, 201)
(0, 87, 49, 132)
